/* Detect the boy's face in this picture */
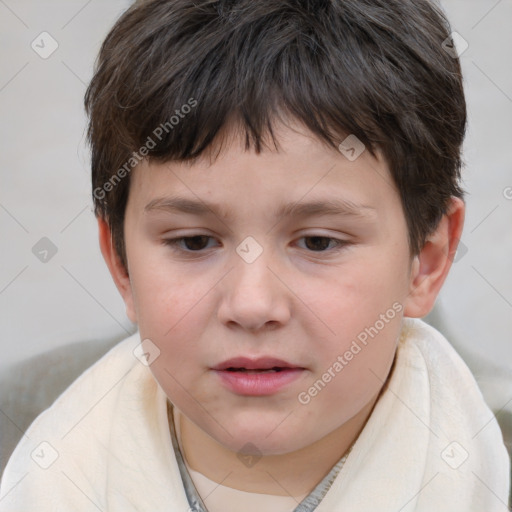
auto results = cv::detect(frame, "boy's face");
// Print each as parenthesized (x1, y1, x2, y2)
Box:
(120, 121, 416, 455)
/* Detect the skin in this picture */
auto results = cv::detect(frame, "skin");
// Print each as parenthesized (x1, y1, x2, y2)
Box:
(99, 119, 464, 499)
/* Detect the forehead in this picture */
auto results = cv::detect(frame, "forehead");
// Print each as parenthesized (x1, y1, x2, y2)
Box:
(127, 120, 401, 224)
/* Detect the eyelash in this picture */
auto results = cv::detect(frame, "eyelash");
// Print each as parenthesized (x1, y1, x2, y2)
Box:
(162, 235, 349, 255)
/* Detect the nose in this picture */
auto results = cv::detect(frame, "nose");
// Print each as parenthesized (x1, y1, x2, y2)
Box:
(217, 248, 291, 332)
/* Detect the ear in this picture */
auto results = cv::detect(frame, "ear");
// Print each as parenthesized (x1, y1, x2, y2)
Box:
(97, 217, 137, 323)
(403, 197, 465, 318)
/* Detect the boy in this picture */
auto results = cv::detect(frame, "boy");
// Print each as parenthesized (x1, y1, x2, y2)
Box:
(0, 0, 510, 510)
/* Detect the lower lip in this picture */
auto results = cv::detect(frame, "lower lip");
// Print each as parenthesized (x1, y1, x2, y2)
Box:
(214, 369, 304, 396)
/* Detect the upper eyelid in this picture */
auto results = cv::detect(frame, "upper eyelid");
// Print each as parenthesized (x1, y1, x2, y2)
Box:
(164, 234, 348, 250)
(165, 233, 346, 242)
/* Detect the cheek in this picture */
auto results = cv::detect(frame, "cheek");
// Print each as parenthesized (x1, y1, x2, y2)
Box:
(132, 270, 212, 410)
(301, 255, 406, 337)
(127, 253, 216, 371)
(299, 314, 401, 424)
(295, 258, 404, 410)
(129, 247, 212, 336)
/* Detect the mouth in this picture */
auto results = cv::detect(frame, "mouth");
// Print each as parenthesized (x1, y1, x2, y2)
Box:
(212, 357, 306, 396)
(212, 356, 303, 372)
(224, 367, 289, 374)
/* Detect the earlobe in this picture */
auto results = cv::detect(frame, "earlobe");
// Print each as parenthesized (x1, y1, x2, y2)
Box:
(97, 217, 137, 323)
(403, 197, 465, 318)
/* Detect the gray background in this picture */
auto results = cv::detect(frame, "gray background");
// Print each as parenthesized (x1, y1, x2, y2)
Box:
(0, 0, 511, 371)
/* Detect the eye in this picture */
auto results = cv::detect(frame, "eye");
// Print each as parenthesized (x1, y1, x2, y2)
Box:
(297, 236, 347, 252)
(163, 234, 348, 255)
(163, 235, 217, 252)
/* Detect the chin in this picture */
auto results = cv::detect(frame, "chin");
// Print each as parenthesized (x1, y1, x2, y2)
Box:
(211, 419, 313, 456)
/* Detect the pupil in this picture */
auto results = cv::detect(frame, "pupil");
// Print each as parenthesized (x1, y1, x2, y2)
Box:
(185, 236, 209, 250)
(305, 236, 329, 251)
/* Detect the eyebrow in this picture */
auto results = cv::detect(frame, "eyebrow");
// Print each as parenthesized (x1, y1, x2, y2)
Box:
(144, 196, 376, 220)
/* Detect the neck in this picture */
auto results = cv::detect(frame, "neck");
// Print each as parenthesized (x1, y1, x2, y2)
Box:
(176, 394, 379, 499)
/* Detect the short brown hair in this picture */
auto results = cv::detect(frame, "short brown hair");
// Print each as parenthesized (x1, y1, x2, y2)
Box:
(85, 0, 466, 271)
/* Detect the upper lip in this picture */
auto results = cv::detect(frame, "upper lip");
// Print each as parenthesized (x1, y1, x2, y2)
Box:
(212, 357, 303, 371)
